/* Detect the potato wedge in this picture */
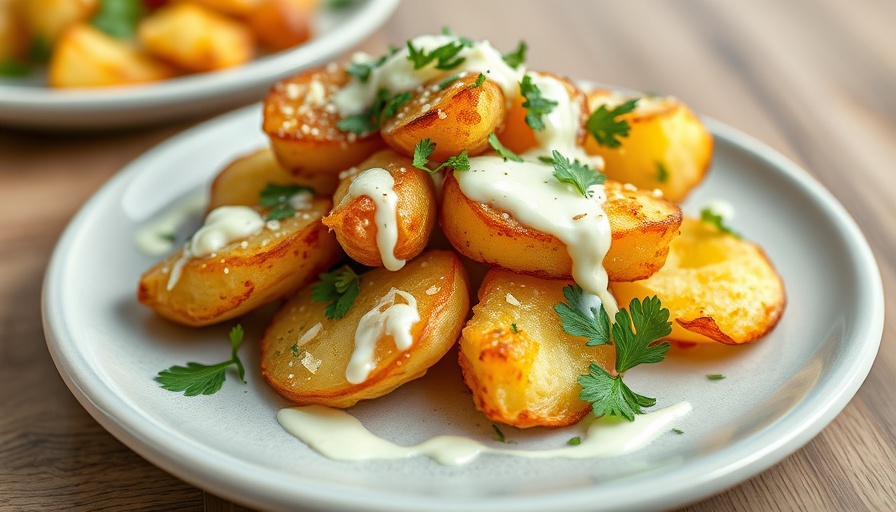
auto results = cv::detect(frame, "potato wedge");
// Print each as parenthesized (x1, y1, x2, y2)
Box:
(459, 269, 614, 428)
(381, 73, 507, 161)
(48, 24, 177, 88)
(322, 149, 437, 270)
(138, 198, 341, 327)
(246, 0, 315, 52)
(263, 66, 387, 175)
(138, 3, 255, 72)
(610, 217, 785, 344)
(20, 0, 96, 46)
(583, 90, 713, 203)
(260, 250, 470, 408)
(208, 147, 339, 210)
(440, 173, 682, 282)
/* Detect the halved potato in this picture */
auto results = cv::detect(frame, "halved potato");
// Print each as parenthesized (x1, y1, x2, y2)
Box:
(48, 24, 177, 88)
(610, 217, 785, 344)
(583, 90, 713, 203)
(138, 3, 255, 72)
(138, 198, 342, 327)
(264, 66, 386, 174)
(20, 0, 96, 47)
(260, 250, 470, 408)
(459, 269, 615, 428)
(440, 174, 682, 282)
(322, 149, 437, 269)
(381, 73, 507, 161)
(245, 0, 315, 52)
(208, 147, 339, 210)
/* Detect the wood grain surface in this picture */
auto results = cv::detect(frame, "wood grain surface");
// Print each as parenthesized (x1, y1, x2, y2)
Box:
(1, 0, 894, 510)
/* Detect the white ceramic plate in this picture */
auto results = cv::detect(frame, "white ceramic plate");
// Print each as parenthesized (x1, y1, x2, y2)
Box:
(0, 0, 399, 130)
(43, 104, 884, 512)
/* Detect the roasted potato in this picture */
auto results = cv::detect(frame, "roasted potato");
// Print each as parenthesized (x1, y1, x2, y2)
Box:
(138, 199, 342, 327)
(260, 250, 470, 408)
(208, 147, 339, 210)
(138, 3, 255, 72)
(246, 0, 315, 52)
(322, 149, 437, 270)
(0, 0, 28, 63)
(583, 90, 713, 203)
(48, 24, 176, 88)
(440, 173, 682, 282)
(175, 0, 260, 17)
(264, 66, 387, 175)
(381, 73, 507, 161)
(459, 269, 614, 428)
(610, 217, 785, 344)
(20, 0, 96, 46)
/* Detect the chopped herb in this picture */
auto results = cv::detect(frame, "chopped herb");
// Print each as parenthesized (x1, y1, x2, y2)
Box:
(345, 54, 387, 83)
(700, 208, 741, 238)
(671, 428, 684, 435)
(337, 88, 412, 135)
(412, 138, 470, 174)
(311, 266, 361, 320)
(550, 150, 606, 197)
(469, 73, 487, 88)
(158, 232, 177, 244)
(155, 325, 247, 396)
(438, 74, 460, 90)
(406, 39, 471, 71)
(290, 344, 300, 357)
(706, 374, 726, 381)
(91, 0, 144, 39)
(656, 161, 669, 183)
(443, 150, 471, 172)
(326, 0, 355, 10)
(336, 112, 376, 135)
(567, 436, 582, 446)
(586, 98, 639, 148)
(487, 133, 523, 162)
(0, 59, 31, 77)
(553, 284, 611, 346)
(537, 155, 556, 164)
(510, 323, 519, 333)
(520, 74, 557, 131)
(492, 424, 516, 444)
(259, 183, 314, 221)
(27, 36, 52, 63)
(502, 40, 527, 69)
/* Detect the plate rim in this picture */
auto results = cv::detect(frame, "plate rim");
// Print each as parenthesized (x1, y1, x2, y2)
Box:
(41, 105, 885, 512)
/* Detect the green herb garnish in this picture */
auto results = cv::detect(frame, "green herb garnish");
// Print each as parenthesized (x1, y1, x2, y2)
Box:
(550, 150, 606, 197)
(259, 183, 314, 221)
(700, 208, 740, 238)
(706, 374, 726, 381)
(406, 39, 471, 71)
(492, 424, 516, 444)
(469, 72, 487, 88)
(671, 428, 684, 435)
(337, 88, 412, 135)
(345, 54, 387, 83)
(586, 98, 639, 148)
(155, 325, 247, 396)
(656, 161, 669, 183)
(510, 323, 519, 333)
(487, 133, 523, 162)
(412, 138, 470, 174)
(520, 74, 557, 131)
(0, 59, 31, 77)
(502, 40, 527, 69)
(567, 436, 582, 446)
(311, 266, 361, 320)
(91, 0, 144, 39)
(438, 74, 461, 90)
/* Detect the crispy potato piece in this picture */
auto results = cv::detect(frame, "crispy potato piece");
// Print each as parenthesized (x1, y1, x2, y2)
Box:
(610, 217, 785, 344)
(138, 3, 255, 72)
(260, 250, 470, 408)
(263, 67, 387, 175)
(138, 198, 342, 327)
(381, 73, 507, 161)
(246, 0, 315, 52)
(20, 0, 96, 46)
(0, 0, 28, 62)
(48, 24, 176, 88)
(209, 147, 339, 210)
(459, 269, 614, 428)
(583, 90, 713, 203)
(174, 0, 261, 17)
(322, 149, 437, 269)
(497, 72, 587, 154)
(440, 174, 682, 282)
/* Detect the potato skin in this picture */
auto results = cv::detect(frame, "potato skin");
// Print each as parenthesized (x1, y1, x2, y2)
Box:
(440, 173, 682, 282)
(459, 269, 615, 428)
(138, 198, 342, 327)
(381, 73, 507, 161)
(322, 149, 437, 268)
(246, 0, 315, 52)
(610, 217, 785, 344)
(260, 250, 470, 408)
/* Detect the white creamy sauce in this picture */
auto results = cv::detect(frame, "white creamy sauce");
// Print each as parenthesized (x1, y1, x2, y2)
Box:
(346, 288, 420, 384)
(166, 245, 193, 292)
(278, 401, 691, 466)
(342, 168, 405, 271)
(333, 34, 524, 117)
(702, 199, 736, 223)
(190, 206, 265, 258)
(134, 193, 206, 256)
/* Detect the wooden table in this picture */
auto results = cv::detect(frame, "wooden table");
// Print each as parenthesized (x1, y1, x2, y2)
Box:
(2, 1, 894, 510)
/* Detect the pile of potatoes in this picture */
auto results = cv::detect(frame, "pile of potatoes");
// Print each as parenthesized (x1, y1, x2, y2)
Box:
(138, 42, 785, 428)
(0, 0, 317, 88)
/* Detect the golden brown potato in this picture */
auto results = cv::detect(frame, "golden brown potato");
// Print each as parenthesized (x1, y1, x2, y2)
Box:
(260, 250, 470, 408)
(263, 67, 387, 175)
(322, 149, 437, 269)
(459, 269, 615, 428)
(175, 0, 260, 17)
(20, 0, 96, 46)
(440, 174, 682, 282)
(246, 0, 315, 52)
(48, 24, 177, 88)
(138, 3, 255, 72)
(0, 0, 28, 63)
(381, 73, 507, 161)
(610, 217, 785, 344)
(583, 90, 714, 203)
(208, 147, 339, 210)
(138, 198, 342, 327)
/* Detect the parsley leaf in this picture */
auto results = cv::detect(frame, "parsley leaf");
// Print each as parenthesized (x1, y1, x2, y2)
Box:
(656, 161, 669, 183)
(311, 266, 361, 320)
(487, 133, 523, 162)
(91, 0, 144, 39)
(406, 39, 471, 71)
(502, 40, 527, 69)
(553, 284, 611, 346)
(412, 138, 470, 174)
(27, 36, 52, 63)
(345, 54, 387, 83)
(551, 150, 606, 197)
(259, 183, 314, 221)
(700, 208, 741, 238)
(586, 98, 639, 148)
(671, 428, 684, 435)
(706, 374, 726, 380)
(612, 296, 672, 373)
(520, 75, 557, 131)
(155, 325, 247, 396)
(469, 73, 486, 88)
(0, 59, 31, 77)
(510, 323, 519, 333)
(438, 74, 460, 90)
(567, 436, 582, 446)
(578, 363, 657, 421)
(337, 88, 412, 135)
(492, 424, 516, 444)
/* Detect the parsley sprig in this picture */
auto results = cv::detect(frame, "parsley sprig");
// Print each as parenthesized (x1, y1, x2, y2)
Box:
(155, 325, 247, 396)
(91, 0, 144, 39)
(259, 183, 314, 221)
(502, 40, 527, 69)
(311, 266, 361, 319)
(406, 39, 471, 70)
(656, 161, 669, 183)
(520, 75, 557, 131)
(345, 54, 388, 83)
(412, 139, 471, 174)
(337, 88, 412, 135)
(586, 98, 639, 148)
(700, 207, 741, 238)
(487, 133, 523, 162)
(550, 150, 605, 197)
(555, 286, 672, 421)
